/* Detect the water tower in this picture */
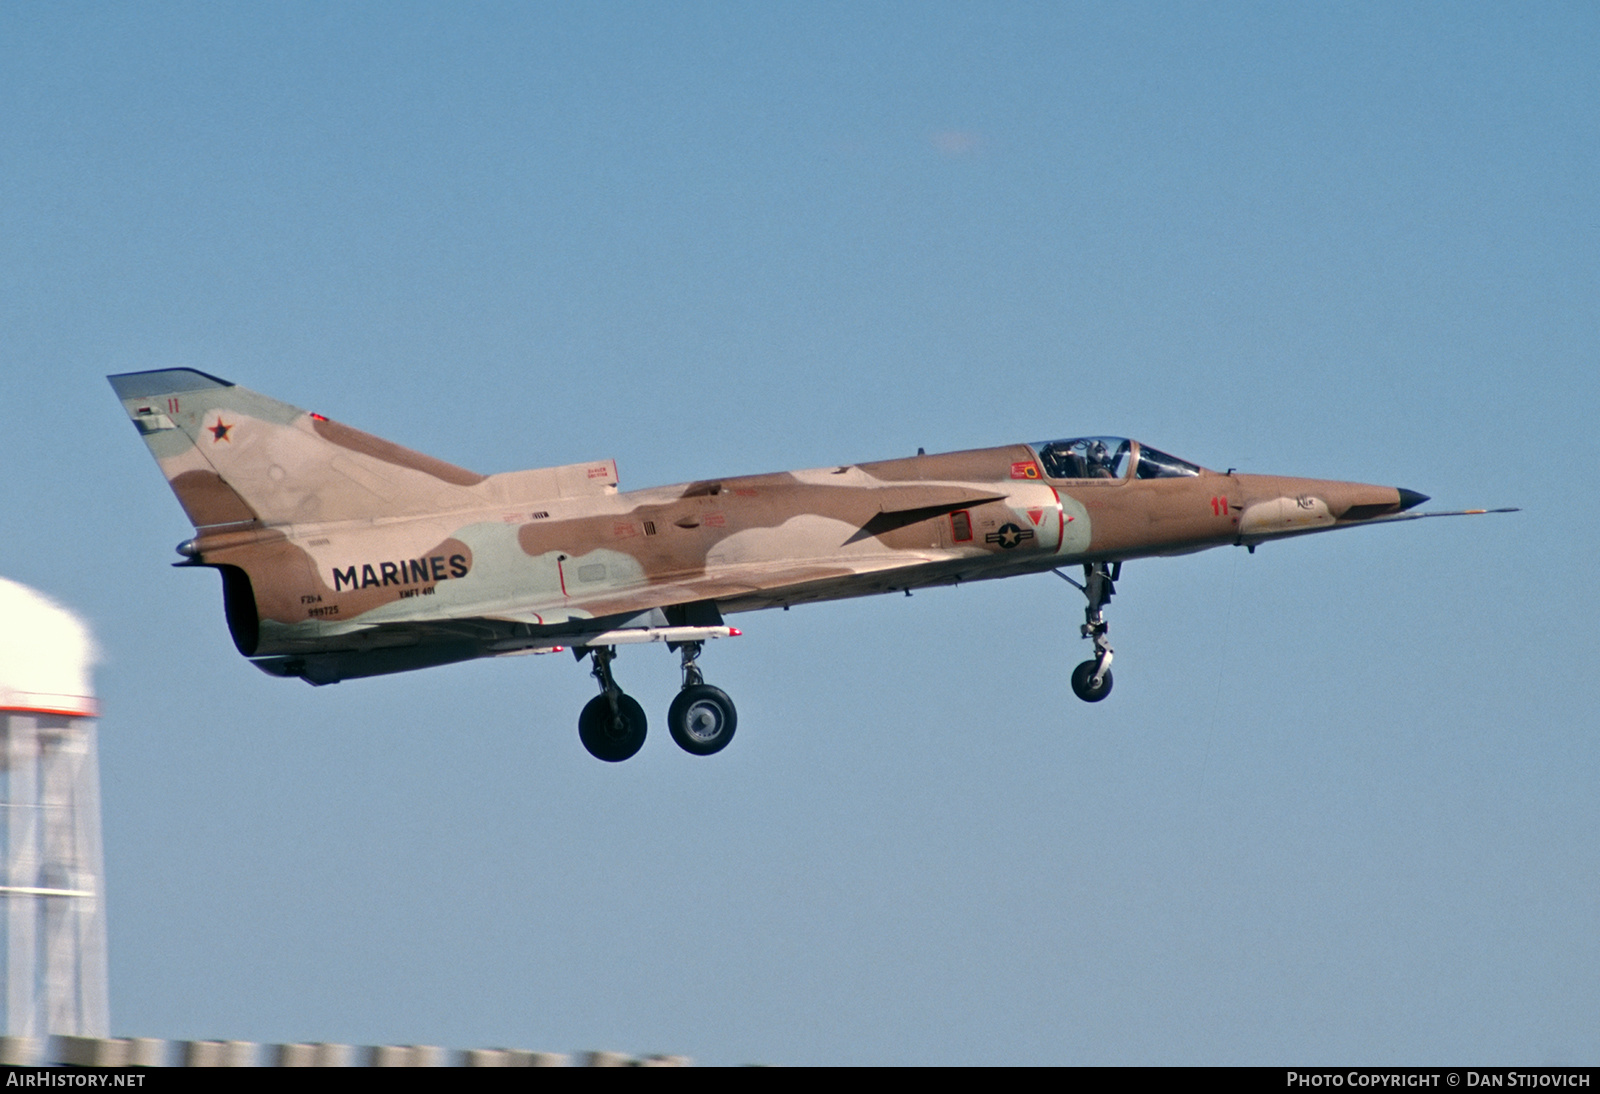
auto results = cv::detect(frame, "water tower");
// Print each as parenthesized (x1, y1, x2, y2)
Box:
(0, 578, 109, 1038)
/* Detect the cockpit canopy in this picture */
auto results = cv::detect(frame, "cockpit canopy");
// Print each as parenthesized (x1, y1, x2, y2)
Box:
(1033, 438, 1203, 481)
(1036, 437, 1130, 479)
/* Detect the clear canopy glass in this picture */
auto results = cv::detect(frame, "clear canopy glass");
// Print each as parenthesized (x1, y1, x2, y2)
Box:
(1133, 445, 1201, 479)
(1034, 437, 1131, 480)
(1033, 438, 1204, 481)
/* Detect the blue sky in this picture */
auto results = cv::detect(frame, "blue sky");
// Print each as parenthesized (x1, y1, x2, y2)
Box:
(2, 2, 1595, 1064)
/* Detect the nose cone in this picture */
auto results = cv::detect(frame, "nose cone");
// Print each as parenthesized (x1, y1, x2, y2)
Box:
(1397, 488, 1429, 512)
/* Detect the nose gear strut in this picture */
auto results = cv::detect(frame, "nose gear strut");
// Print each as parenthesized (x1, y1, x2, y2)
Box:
(1054, 562, 1119, 702)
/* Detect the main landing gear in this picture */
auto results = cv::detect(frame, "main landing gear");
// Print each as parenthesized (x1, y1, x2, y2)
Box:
(576, 641, 738, 762)
(1056, 561, 1119, 703)
(667, 641, 737, 756)
(579, 646, 648, 762)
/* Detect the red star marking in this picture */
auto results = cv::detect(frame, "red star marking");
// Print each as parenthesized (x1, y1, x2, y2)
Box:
(209, 418, 233, 443)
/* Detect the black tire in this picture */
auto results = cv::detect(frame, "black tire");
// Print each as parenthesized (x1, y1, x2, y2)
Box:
(667, 684, 738, 756)
(578, 693, 648, 762)
(1070, 660, 1113, 703)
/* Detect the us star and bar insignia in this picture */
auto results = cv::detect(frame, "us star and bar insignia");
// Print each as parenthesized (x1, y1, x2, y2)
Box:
(985, 523, 1034, 549)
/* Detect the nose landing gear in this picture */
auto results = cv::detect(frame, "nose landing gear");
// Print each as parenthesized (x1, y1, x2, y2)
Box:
(667, 641, 737, 756)
(1055, 562, 1118, 703)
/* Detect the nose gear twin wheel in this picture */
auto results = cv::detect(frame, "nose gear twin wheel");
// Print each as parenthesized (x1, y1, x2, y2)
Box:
(668, 685, 737, 756)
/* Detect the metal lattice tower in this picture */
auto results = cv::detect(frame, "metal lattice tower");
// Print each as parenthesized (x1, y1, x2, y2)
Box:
(0, 579, 109, 1038)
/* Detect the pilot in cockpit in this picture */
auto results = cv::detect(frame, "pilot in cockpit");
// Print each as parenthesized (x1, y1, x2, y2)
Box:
(1086, 440, 1115, 478)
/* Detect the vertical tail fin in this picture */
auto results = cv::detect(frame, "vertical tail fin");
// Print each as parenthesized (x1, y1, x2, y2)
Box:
(108, 369, 488, 530)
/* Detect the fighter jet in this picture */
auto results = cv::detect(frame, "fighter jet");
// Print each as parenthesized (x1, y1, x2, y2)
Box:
(109, 369, 1512, 762)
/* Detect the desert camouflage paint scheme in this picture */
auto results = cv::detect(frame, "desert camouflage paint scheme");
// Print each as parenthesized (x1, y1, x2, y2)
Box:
(110, 369, 1506, 759)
